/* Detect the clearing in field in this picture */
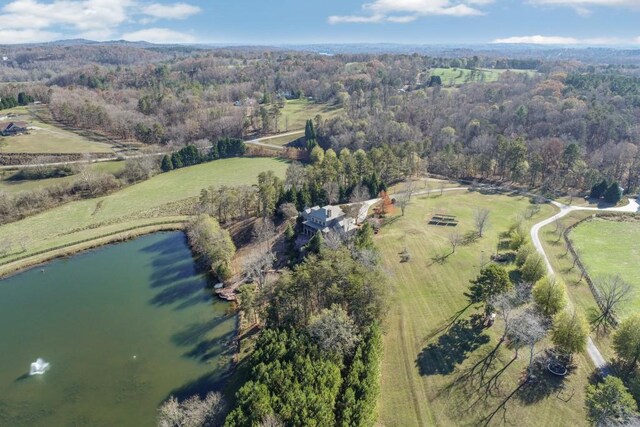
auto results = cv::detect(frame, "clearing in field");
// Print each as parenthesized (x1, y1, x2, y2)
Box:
(279, 99, 342, 131)
(0, 157, 288, 269)
(0, 161, 125, 194)
(0, 106, 116, 154)
(375, 190, 591, 427)
(429, 68, 536, 86)
(569, 217, 640, 319)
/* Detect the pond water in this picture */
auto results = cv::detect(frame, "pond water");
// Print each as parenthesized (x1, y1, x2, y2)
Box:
(0, 232, 236, 426)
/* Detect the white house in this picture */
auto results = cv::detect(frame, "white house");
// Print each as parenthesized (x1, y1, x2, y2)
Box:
(301, 205, 357, 237)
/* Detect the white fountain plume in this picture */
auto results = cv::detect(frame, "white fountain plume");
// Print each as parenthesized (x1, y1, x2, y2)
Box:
(29, 358, 50, 376)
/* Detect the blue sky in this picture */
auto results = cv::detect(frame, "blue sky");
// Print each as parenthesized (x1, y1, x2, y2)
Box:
(0, 0, 639, 45)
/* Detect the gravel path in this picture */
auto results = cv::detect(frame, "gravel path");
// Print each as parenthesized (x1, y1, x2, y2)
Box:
(530, 197, 639, 376)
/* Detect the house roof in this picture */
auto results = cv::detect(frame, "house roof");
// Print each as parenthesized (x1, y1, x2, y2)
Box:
(303, 205, 345, 222)
(0, 121, 28, 131)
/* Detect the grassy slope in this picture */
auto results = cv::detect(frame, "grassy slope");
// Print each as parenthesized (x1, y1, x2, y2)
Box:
(279, 99, 342, 131)
(260, 131, 304, 146)
(0, 161, 126, 194)
(569, 218, 640, 319)
(0, 106, 115, 154)
(430, 68, 536, 86)
(0, 158, 288, 266)
(376, 191, 590, 427)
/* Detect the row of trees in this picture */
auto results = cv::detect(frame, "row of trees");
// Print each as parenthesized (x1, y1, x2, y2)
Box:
(161, 138, 246, 172)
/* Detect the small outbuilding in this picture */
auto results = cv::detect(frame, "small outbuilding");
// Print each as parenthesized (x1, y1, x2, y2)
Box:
(0, 121, 28, 136)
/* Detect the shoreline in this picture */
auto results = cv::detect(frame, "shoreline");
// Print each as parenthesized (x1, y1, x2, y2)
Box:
(0, 221, 186, 280)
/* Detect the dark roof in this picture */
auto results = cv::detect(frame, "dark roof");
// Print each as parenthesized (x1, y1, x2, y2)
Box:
(0, 121, 28, 131)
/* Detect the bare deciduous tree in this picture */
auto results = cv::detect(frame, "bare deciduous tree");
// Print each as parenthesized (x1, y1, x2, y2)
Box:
(590, 275, 632, 333)
(508, 309, 547, 377)
(323, 181, 340, 204)
(244, 250, 275, 291)
(449, 231, 462, 254)
(349, 184, 369, 203)
(474, 208, 490, 238)
(158, 392, 226, 427)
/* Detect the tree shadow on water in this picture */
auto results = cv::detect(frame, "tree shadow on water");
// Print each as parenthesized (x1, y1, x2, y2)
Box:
(149, 277, 207, 307)
(140, 233, 187, 257)
(163, 369, 231, 402)
(416, 316, 489, 376)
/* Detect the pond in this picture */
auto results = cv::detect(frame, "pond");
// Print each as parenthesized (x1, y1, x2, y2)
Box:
(0, 232, 236, 426)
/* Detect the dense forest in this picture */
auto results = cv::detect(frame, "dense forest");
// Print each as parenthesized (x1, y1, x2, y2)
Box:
(2, 43, 639, 194)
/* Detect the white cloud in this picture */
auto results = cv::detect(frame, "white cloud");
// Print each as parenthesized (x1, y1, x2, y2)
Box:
(528, 0, 640, 15)
(121, 27, 195, 43)
(329, 0, 489, 24)
(0, 0, 202, 43)
(0, 29, 60, 43)
(492, 35, 631, 45)
(634, 37, 640, 44)
(493, 35, 579, 44)
(142, 3, 201, 19)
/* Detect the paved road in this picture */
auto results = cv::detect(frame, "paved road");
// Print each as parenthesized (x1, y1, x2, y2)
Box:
(530, 197, 639, 376)
(245, 130, 303, 150)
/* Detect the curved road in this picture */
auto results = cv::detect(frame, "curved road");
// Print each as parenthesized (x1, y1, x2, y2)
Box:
(530, 197, 639, 375)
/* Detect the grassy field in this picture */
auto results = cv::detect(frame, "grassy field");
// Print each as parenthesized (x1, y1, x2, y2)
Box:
(429, 68, 537, 86)
(0, 106, 115, 154)
(279, 99, 342, 131)
(0, 158, 288, 270)
(569, 218, 640, 319)
(0, 161, 125, 194)
(375, 191, 592, 426)
(260, 130, 304, 146)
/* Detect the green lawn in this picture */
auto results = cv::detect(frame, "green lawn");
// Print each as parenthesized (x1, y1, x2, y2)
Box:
(429, 68, 537, 87)
(0, 157, 288, 266)
(569, 218, 640, 319)
(0, 161, 125, 194)
(260, 131, 304, 146)
(279, 99, 343, 131)
(0, 106, 115, 154)
(375, 192, 591, 426)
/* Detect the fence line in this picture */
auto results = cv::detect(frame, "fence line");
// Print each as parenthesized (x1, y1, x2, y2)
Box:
(563, 215, 619, 328)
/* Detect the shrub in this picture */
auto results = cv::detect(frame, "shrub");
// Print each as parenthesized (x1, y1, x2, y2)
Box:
(515, 244, 533, 267)
(533, 276, 568, 316)
(521, 252, 546, 283)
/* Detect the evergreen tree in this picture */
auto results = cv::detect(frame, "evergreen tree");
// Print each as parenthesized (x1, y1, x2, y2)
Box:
(590, 179, 608, 199)
(171, 152, 183, 169)
(160, 155, 173, 172)
(306, 231, 324, 255)
(604, 182, 623, 204)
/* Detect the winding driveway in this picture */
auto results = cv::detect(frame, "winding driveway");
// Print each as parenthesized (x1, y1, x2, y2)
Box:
(530, 197, 639, 375)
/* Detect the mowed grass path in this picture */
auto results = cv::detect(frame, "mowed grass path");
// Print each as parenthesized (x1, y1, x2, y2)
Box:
(570, 218, 640, 318)
(0, 106, 114, 154)
(279, 99, 342, 131)
(0, 161, 125, 194)
(430, 68, 536, 86)
(0, 158, 288, 265)
(375, 191, 590, 426)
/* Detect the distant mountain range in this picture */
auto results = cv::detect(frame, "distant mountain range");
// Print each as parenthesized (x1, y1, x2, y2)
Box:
(3, 39, 640, 64)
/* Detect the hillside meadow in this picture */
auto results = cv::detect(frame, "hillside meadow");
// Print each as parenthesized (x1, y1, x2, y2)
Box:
(375, 191, 593, 426)
(0, 157, 288, 272)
